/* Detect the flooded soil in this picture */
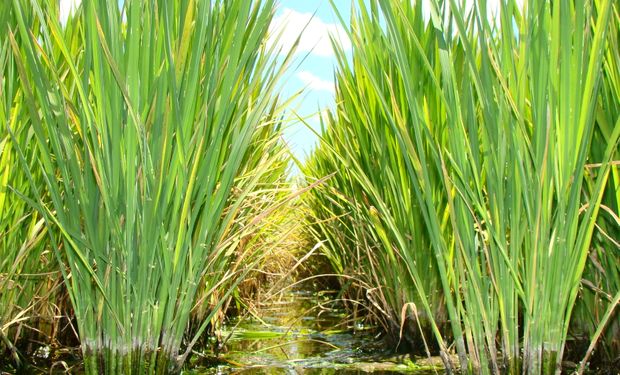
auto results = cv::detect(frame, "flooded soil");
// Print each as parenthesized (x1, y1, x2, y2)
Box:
(187, 289, 443, 374)
(2, 289, 444, 374)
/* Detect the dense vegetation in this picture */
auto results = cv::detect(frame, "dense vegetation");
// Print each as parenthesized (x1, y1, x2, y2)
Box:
(1, 0, 618, 374)
(1, 0, 294, 373)
(304, 0, 619, 374)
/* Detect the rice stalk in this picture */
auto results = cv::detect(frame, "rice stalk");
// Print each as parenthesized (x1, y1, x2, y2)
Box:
(1, 5, 60, 368)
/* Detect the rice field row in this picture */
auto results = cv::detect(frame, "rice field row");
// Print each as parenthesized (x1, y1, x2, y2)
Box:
(1, 0, 296, 373)
(303, 0, 619, 374)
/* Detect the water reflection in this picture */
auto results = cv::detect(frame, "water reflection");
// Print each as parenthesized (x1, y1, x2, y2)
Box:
(189, 289, 440, 374)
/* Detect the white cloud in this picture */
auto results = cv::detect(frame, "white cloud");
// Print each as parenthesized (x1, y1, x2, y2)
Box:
(59, 0, 81, 26)
(297, 71, 335, 94)
(268, 8, 351, 58)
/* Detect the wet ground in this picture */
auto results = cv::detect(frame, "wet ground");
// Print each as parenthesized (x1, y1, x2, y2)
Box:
(1, 288, 443, 373)
(187, 289, 442, 374)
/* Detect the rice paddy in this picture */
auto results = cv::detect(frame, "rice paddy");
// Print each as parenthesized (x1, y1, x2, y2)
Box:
(1, 0, 618, 374)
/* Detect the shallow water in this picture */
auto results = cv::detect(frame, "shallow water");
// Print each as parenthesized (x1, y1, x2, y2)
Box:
(186, 289, 442, 374)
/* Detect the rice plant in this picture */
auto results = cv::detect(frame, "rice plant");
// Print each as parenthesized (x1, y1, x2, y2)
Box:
(304, 0, 620, 374)
(572, 5, 620, 366)
(8, 0, 292, 372)
(1, 6, 60, 367)
(190, 118, 292, 333)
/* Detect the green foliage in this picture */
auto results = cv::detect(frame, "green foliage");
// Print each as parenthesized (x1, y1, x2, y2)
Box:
(304, 1, 620, 374)
(7, 0, 292, 373)
(574, 4, 620, 362)
(1, 6, 59, 367)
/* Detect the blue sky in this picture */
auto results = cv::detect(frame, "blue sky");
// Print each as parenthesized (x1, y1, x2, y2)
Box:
(269, 1, 353, 163)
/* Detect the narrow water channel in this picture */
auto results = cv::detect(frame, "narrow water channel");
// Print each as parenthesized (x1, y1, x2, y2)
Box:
(188, 287, 441, 374)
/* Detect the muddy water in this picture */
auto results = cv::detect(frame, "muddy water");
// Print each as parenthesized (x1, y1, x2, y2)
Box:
(188, 289, 442, 374)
